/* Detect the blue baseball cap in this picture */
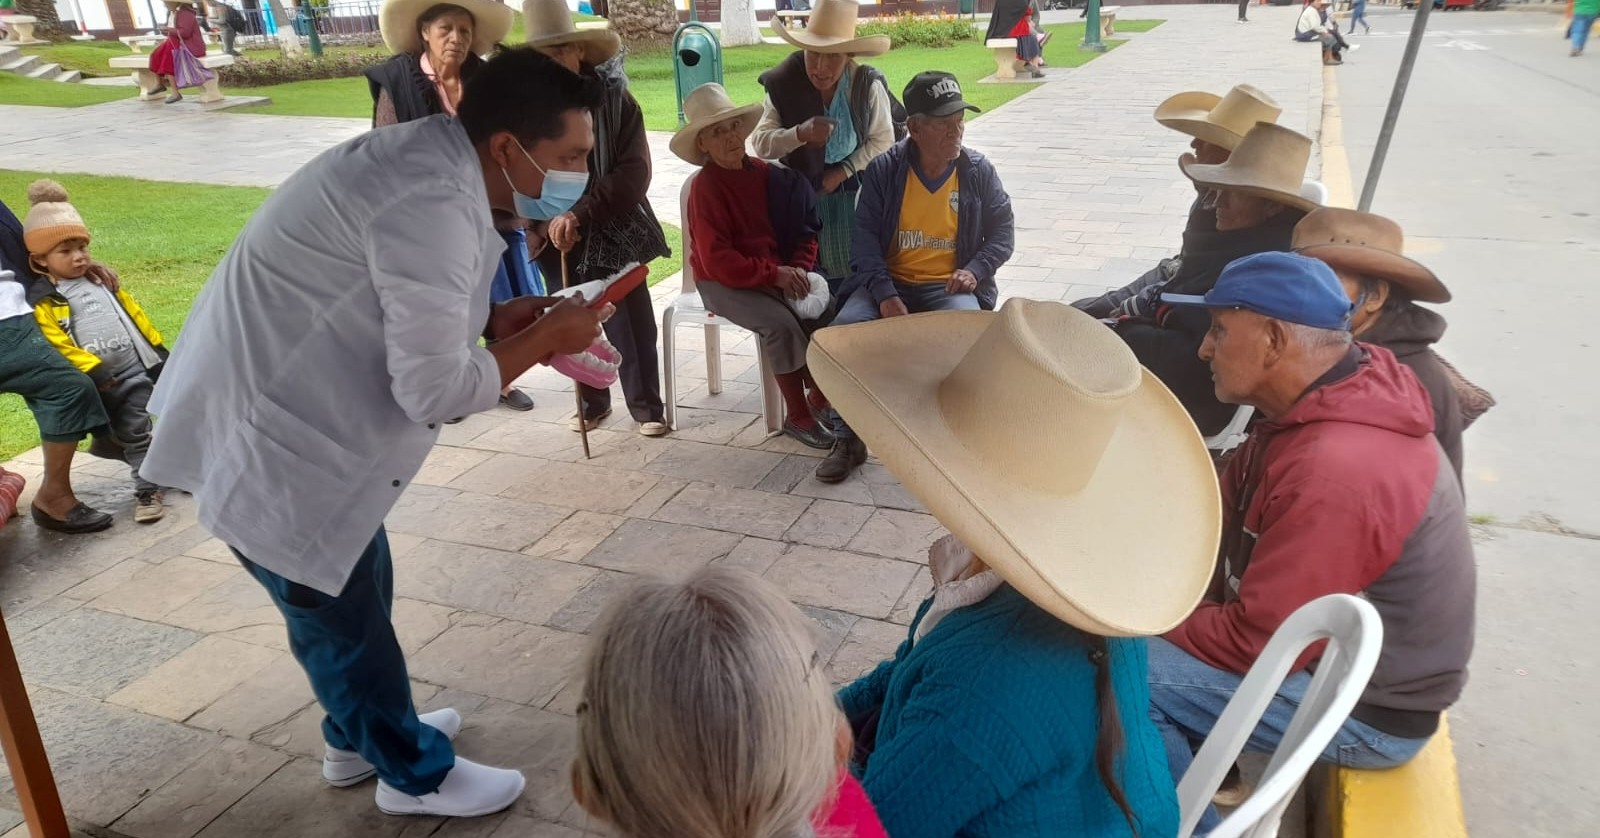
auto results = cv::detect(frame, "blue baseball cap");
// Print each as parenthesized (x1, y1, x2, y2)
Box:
(1162, 251, 1353, 331)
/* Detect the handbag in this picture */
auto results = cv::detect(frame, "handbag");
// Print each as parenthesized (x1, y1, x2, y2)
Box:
(171, 43, 214, 90)
(577, 201, 670, 279)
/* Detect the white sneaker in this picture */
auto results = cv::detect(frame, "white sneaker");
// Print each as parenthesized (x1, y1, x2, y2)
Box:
(375, 757, 526, 818)
(322, 708, 464, 787)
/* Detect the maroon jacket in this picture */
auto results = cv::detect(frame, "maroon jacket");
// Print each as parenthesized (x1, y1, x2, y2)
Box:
(1166, 345, 1476, 738)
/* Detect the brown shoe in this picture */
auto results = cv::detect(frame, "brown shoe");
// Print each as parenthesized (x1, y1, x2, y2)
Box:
(135, 489, 166, 524)
(815, 437, 867, 484)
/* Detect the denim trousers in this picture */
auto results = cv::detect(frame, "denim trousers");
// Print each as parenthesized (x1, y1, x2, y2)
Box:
(1145, 638, 1430, 834)
(234, 528, 455, 795)
(1573, 14, 1596, 51)
(827, 282, 981, 440)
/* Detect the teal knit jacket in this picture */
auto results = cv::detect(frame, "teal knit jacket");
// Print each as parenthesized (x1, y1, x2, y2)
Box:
(837, 584, 1180, 838)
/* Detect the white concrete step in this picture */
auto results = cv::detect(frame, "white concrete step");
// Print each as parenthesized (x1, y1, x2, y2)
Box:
(54, 68, 82, 83)
(24, 61, 63, 80)
(0, 54, 41, 75)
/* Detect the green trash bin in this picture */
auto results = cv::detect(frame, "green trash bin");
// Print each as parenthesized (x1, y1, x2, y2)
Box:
(673, 22, 723, 127)
(958, 0, 975, 15)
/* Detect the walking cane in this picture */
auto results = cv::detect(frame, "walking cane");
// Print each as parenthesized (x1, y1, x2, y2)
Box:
(562, 252, 592, 460)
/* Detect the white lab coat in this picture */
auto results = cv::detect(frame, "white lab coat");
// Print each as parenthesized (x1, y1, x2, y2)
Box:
(143, 116, 504, 595)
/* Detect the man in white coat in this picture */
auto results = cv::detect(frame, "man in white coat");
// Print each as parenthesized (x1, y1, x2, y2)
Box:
(142, 48, 610, 819)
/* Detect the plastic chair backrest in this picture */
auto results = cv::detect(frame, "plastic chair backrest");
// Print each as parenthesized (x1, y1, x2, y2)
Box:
(678, 172, 703, 298)
(1300, 179, 1329, 207)
(1177, 593, 1384, 838)
(1204, 405, 1256, 453)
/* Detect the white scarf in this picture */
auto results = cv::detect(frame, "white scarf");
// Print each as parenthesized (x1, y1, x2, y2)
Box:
(913, 535, 1004, 644)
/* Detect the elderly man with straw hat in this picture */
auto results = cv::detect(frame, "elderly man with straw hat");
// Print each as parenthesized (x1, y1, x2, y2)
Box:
(1293, 208, 1492, 480)
(1106, 122, 1319, 437)
(676, 83, 838, 448)
(810, 298, 1217, 836)
(1150, 252, 1476, 833)
(752, 0, 898, 292)
(364, 0, 512, 126)
(1074, 84, 1281, 319)
(523, 0, 673, 435)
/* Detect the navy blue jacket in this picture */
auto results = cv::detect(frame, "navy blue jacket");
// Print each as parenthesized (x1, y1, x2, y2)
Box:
(844, 140, 1015, 311)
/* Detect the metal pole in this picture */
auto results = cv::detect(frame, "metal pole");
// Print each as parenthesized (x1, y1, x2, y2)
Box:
(1357, 0, 1434, 211)
(1081, 0, 1106, 51)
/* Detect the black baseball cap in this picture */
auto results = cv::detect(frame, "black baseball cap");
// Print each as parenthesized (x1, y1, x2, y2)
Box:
(902, 71, 982, 119)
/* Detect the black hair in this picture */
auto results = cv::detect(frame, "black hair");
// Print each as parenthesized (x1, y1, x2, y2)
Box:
(1356, 275, 1414, 318)
(457, 47, 605, 146)
(416, 3, 472, 34)
(1089, 637, 1140, 837)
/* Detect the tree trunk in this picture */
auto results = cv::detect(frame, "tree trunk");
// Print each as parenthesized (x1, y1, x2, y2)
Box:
(13, 0, 65, 39)
(265, 0, 304, 55)
(609, 0, 677, 47)
(719, 0, 759, 46)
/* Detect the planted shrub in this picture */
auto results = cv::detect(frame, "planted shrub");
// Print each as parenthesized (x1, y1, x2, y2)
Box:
(856, 13, 977, 49)
(218, 49, 387, 87)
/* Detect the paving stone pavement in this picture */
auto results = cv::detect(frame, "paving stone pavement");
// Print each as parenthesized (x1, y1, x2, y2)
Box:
(0, 6, 1326, 835)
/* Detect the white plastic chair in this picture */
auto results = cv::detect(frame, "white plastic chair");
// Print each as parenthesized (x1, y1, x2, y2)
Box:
(1177, 593, 1384, 838)
(1204, 406, 1256, 454)
(1301, 179, 1329, 207)
(661, 172, 784, 435)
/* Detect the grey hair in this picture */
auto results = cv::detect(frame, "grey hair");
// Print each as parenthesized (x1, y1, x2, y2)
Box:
(573, 567, 842, 838)
(1281, 320, 1354, 350)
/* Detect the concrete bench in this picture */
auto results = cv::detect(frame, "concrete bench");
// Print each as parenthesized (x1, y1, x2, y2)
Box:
(0, 14, 45, 44)
(984, 37, 1021, 80)
(774, 9, 811, 30)
(108, 51, 234, 104)
(118, 34, 168, 53)
(1310, 716, 1469, 838)
(1098, 5, 1121, 38)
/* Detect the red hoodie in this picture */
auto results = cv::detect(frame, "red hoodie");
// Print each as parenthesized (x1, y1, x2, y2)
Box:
(1166, 345, 1476, 738)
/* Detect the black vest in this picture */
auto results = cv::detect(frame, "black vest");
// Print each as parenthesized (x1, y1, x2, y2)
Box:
(363, 52, 484, 127)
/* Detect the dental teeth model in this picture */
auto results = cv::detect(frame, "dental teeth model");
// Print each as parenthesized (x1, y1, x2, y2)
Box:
(550, 262, 648, 309)
(550, 334, 623, 389)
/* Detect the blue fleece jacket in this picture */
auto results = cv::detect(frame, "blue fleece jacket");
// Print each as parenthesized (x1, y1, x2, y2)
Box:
(838, 585, 1179, 838)
(844, 140, 1015, 311)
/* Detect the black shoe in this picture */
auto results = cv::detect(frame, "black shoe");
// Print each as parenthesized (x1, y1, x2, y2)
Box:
(31, 502, 113, 534)
(782, 420, 834, 450)
(499, 389, 535, 411)
(815, 437, 867, 484)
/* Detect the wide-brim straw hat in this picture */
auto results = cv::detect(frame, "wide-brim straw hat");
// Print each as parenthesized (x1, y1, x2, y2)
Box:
(807, 300, 1221, 637)
(670, 83, 764, 165)
(1292, 208, 1450, 304)
(774, 0, 890, 56)
(380, 0, 513, 57)
(1179, 123, 1318, 213)
(523, 0, 619, 66)
(1155, 84, 1282, 152)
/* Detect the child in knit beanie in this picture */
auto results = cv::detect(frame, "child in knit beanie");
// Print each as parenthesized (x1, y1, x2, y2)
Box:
(25, 179, 173, 524)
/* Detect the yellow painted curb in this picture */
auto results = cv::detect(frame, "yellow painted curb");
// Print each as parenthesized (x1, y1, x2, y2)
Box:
(1333, 716, 1470, 837)
(1320, 65, 1356, 209)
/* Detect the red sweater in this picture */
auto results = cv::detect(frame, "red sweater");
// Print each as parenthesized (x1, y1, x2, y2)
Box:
(688, 157, 817, 289)
(815, 771, 888, 838)
(1165, 346, 1475, 735)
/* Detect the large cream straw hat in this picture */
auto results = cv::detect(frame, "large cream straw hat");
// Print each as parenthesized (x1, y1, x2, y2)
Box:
(1155, 84, 1282, 152)
(773, 0, 890, 56)
(1293, 208, 1450, 304)
(1179, 122, 1319, 212)
(523, 0, 620, 66)
(670, 83, 764, 165)
(807, 300, 1221, 637)
(379, 0, 513, 56)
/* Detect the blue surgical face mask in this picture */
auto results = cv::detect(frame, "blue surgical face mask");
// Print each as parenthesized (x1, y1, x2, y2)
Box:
(504, 141, 589, 221)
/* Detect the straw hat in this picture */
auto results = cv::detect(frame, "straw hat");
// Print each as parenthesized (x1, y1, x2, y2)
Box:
(1292, 208, 1450, 304)
(670, 83, 764, 165)
(773, 0, 890, 56)
(522, 0, 619, 66)
(1179, 123, 1318, 212)
(806, 300, 1221, 637)
(1154, 84, 1282, 152)
(379, 0, 513, 57)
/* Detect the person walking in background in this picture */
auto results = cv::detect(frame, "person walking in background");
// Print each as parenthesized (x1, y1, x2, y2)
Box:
(525, 0, 672, 436)
(208, 0, 245, 56)
(1571, 0, 1597, 56)
(1238, 0, 1250, 23)
(25, 181, 173, 524)
(1350, 0, 1370, 34)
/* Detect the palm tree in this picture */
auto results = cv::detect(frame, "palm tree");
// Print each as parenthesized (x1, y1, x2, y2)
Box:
(13, 0, 64, 38)
(609, 0, 676, 46)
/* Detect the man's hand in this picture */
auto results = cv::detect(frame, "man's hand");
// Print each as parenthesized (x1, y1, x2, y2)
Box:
(879, 297, 910, 319)
(537, 296, 611, 359)
(548, 212, 582, 253)
(820, 166, 850, 195)
(775, 267, 811, 300)
(85, 262, 120, 293)
(487, 296, 563, 342)
(796, 117, 836, 147)
(946, 269, 978, 296)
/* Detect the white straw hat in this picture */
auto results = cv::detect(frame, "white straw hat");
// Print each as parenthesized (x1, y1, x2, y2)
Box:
(522, 0, 620, 66)
(378, 0, 513, 57)
(1155, 84, 1282, 152)
(773, 0, 890, 56)
(670, 83, 764, 165)
(1179, 123, 1319, 212)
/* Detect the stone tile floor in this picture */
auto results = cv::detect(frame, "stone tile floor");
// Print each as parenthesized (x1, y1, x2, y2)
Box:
(0, 6, 1324, 835)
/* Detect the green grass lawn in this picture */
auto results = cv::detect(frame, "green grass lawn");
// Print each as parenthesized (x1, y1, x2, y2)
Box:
(0, 169, 682, 460)
(0, 72, 135, 107)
